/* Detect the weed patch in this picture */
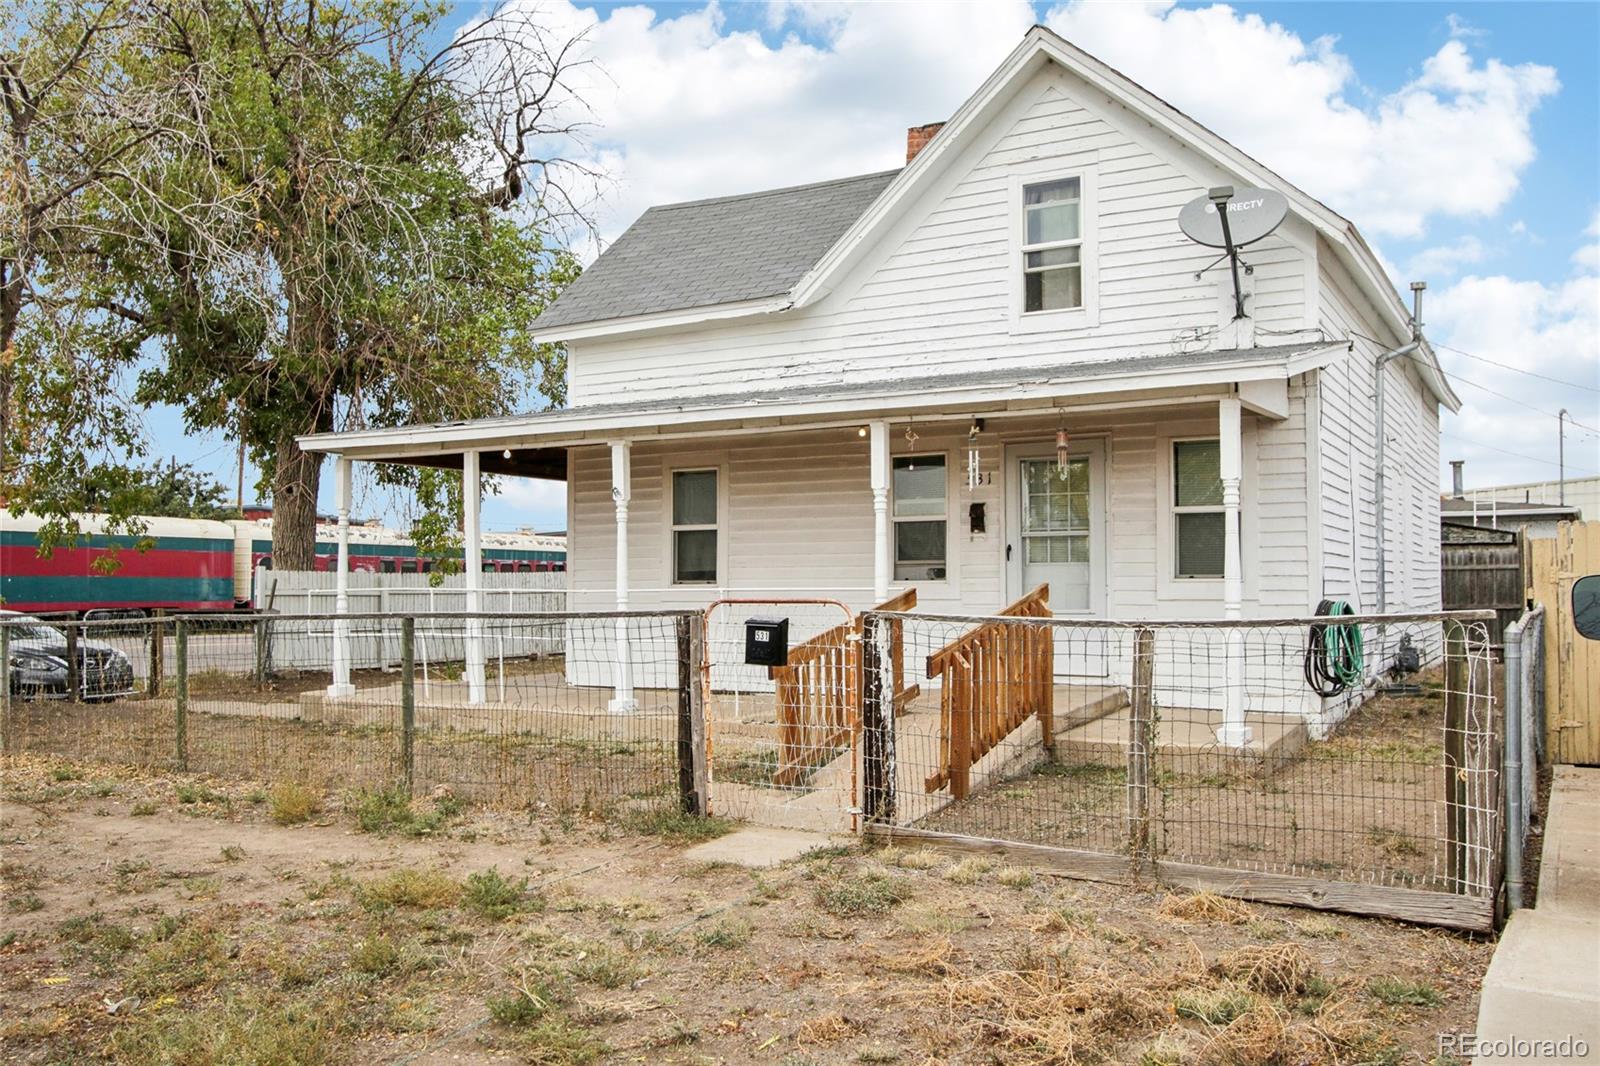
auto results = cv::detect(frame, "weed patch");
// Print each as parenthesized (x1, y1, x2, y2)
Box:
(815, 872, 911, 918)
(1367, 976, 1442, 1007)
(357, 868, 461, 913)
(269, 781, 321, 825)
(464, 867, 541, 921)
(621, 808, 733, 842)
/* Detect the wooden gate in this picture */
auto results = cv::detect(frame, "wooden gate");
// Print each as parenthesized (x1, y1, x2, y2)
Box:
(1441, 523, 1524, 648)
(1529, 521, 1600, 765)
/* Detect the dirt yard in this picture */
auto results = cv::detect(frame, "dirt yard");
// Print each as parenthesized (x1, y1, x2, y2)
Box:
(1, 753, 1492, 1065)
(921, 682, 1472, 891)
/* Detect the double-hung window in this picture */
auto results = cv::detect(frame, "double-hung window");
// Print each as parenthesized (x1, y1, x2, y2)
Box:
(1022, 178, 1083, 313)
(672, 469, 718, 584)
(1172, 440, 1225, 579)
(892, 455, 946, 581)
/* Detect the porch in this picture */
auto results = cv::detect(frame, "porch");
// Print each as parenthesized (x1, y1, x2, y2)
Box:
(299, 342, 1345, 751)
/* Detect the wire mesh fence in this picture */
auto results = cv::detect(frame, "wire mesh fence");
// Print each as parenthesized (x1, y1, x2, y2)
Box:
(1, 610, 701, 819)
(859, 607, 1502, 929)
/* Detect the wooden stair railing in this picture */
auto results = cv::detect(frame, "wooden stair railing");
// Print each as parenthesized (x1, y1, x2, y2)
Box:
(770, 590, 917, 788)
(923, 584, 1054, 800)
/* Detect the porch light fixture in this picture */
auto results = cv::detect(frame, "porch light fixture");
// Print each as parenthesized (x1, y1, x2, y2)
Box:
(857, 426, 868, 438)
(502, 449, 512, 459)
(903, 426, 920, 470)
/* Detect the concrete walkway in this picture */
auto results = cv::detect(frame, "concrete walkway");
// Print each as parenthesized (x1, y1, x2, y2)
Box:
(1473, 766, 1600, 1063)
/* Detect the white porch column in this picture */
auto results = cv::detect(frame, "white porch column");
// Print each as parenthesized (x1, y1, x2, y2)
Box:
(609, 440, 637, 712)
(1217, 396, 1252, 747)
(869, 420, 891, 604)
(463, 449, 486, 705)
(326, 455, 355, 698)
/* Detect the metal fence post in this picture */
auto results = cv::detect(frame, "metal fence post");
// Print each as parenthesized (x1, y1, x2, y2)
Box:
(859, 614, 895, 826)
(1127, 627, 1156, 880)
(675, 614, 698, 814)
(254, 613, 269, 688)
(148, 609, 164, 697)
(175, 619, 189, 772)
(1, 624, 10, 748)
(401, 616, 415, 795)
(65, 622, 81, 702)
(1503, 615, 1526, 912)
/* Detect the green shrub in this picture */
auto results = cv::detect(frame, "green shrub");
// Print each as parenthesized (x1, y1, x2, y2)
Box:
(463, 868, 539, 921)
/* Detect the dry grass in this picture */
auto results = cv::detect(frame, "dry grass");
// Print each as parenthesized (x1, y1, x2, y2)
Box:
(268, 781, 321, 825)
(1156, 891, 1253, 925)
(794, 1012, 865, 1045)
(1211, 944, 1317, 995)
(932, 947, 1169, 1062)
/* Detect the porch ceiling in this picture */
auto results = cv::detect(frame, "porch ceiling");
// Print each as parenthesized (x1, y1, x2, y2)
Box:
(298, 340, 1344, 469)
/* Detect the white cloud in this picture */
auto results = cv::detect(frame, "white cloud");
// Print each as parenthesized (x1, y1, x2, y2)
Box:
(1574, 209, 1600, 271)
(1407, 236, 1485, 281)
(488, 475, 568, 531)
(1431, 269, 1600, 487)
(1039, 1, 1556, 238)
(515, 0, 1035, 251)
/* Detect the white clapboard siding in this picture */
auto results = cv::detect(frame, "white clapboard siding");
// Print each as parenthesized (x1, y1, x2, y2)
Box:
(567, 66, 1314, 407)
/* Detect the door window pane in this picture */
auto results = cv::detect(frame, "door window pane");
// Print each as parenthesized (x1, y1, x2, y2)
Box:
(673, 470, 717, 526)
(674, 530, 717, 583)
(1176, 511, 1225, 578)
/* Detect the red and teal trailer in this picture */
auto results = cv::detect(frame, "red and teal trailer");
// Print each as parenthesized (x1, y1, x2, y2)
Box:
(0, 511, 237, 615)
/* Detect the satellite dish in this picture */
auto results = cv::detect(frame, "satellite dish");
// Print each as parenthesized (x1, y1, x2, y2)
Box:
(1179, 186, 1288, 248)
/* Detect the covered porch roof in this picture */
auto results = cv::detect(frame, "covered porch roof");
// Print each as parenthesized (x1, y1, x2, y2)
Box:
(297, 340, 1346, 471)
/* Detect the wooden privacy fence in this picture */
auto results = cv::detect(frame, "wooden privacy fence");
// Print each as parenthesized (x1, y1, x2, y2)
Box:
(923, 584, 1054, 800)
(1440, 527, 1524, 648)
(770, 590, 918, 787)
(1529, 520, 1600, 765)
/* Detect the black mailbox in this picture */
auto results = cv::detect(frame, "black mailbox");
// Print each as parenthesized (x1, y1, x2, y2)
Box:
(744, 617, 789, 667)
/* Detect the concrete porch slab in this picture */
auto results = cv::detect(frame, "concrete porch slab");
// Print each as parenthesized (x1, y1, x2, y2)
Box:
(1056, 705, 1307, 774)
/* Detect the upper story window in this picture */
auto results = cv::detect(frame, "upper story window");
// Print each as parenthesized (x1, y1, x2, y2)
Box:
(1022, 178, 1083, 313)
(1172, 439, 1224, 579)
(892, 455, 947, 581)
(672, 469, 718, 584)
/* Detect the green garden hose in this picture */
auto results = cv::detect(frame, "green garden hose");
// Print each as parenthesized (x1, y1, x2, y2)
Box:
(1305, 598, 1364, 697)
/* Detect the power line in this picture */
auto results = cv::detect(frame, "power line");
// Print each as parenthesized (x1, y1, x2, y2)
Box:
(1435, 342, 1600, 394)
(1449, 374, 1600, 436)
(1441, 433, 1600, 478)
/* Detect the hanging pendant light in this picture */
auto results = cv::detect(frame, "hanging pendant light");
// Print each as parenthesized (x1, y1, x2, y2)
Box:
(904, 426, 919, 470)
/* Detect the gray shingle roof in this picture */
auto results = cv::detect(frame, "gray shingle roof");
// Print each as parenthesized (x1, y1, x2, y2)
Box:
(535, 169, 901, 331)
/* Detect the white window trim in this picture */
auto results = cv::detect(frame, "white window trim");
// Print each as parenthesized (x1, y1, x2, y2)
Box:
(1008, 164, 1099, 334)
(891, 451, 954, 586)
(666, 464, 725, 586)
(1155, 427, 1257, 604)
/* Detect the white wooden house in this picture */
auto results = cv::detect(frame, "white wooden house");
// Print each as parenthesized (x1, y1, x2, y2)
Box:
(300, 27, 1457, 739)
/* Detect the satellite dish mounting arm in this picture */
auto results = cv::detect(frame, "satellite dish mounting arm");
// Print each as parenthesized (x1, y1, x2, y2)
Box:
(1209, 186, 1248, 321)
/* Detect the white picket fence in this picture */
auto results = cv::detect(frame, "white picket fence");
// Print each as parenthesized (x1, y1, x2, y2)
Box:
(254, 567, 567, 672)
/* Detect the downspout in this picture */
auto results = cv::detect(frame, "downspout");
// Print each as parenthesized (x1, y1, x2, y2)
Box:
(1373, 281, 1426, 616)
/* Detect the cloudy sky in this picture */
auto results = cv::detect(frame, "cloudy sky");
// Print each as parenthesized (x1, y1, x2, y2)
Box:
(148, 0, 1600, 531)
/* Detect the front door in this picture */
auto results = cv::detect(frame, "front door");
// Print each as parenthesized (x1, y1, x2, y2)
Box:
(1007, 442, 1106, 616)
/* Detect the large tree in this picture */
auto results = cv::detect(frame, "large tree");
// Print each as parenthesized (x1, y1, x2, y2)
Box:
(3, 0, 589, 567)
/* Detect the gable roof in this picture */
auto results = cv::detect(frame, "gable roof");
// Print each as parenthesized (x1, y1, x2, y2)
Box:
(529, 25, 1456, 410)
(534, 169, 899, 334)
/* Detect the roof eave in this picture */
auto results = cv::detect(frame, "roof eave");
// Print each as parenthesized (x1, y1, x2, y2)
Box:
(298, 343, 1341, 463)
(530, 295, 793, 344)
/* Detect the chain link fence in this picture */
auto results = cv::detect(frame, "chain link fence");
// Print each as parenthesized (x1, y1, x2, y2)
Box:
(1, 610, 703, 818)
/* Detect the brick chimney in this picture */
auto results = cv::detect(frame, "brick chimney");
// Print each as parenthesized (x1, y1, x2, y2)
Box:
(906, 122, 945, 163)
(1450, 459, 1465, 499)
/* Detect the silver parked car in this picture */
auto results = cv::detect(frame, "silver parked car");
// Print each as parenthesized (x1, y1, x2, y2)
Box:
(2, 610, 135, 700)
